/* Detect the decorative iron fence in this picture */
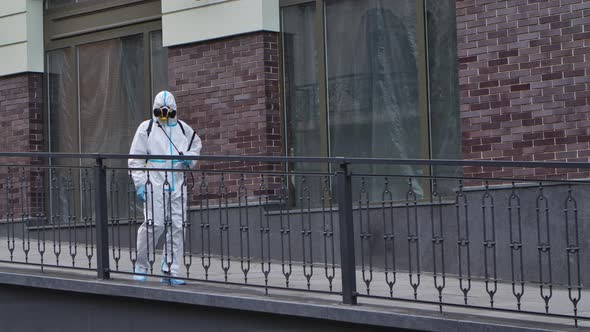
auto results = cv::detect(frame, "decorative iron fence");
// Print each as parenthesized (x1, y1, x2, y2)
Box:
(0, 153, 588, 328)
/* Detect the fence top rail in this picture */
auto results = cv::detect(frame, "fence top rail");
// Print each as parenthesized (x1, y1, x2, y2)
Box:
(0, 152, 589, 169)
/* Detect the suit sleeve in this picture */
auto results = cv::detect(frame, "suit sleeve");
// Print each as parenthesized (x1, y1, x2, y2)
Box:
(128, 122, 148, 190)
(182, 121, 202, 169)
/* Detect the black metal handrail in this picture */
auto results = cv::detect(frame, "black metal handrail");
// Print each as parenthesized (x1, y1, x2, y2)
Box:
(2, 151, 590, 169)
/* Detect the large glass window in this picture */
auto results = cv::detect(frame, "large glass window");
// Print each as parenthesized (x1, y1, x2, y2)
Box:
(46, 31, 167, 221)
(44, 1, 164, 223)
(281, 0, 460, 201)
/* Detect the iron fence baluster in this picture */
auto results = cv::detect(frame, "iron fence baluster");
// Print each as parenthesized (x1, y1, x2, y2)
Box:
(128, 176, 138, 271)
(163, 171, 174, 275)
(20, 168, 31, 263)
(508, 183, 524, 311)
(145, 171, 156, 274)
(6, 167, 14, 261)
(57, 169, 67, 265)
(199, 172, 211, 280)
(67, 168, 77, 267)
(535, 183, 553, 313)
(406, 178, 420, 300)
(51, 168, 62, 265)
(299, 176, 313, 289)
(239, 174, 251, 283)
(219, 173, 230, 282)
(82, 169, 94, 269)
(481, 181, 497, 307)
(182, 171, 192, 278)
(50, 168, 56, 262)
(359, 177, 373, 295)
(430, 180, 446, 313)
(259, 175, 272, 294)
(109, 170, 121, 271)
(279, 176, 292, 288)
(455, 180, 471, 305)
(37, 168, 47, 270)
(107, 169, 114, 271)
(382, 178, 396, 297)
(321, 176, 336, 292)
(115, 171, 122, 271)
(564, 185, 581, 328)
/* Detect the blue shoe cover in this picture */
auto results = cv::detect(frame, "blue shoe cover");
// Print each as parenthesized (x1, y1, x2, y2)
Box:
(160, 276, 186, 285)
(161, 259, 169, 274)
(170, 278, 186, 285)
(133, 267, 147, 282)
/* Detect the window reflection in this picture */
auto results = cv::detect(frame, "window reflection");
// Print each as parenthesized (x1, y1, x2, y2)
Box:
(281, 0, 460, 203)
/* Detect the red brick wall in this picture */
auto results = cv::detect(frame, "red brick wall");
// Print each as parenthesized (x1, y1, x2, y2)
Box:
(0, 73, 43, 153)
(457, 0, 590, 179)
(168, 31, 282, 202)
(0, 72, 44, 216)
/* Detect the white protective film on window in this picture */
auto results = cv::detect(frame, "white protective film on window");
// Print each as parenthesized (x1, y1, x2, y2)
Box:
(281, 2, 323, 204)
(281, 0, 460, 202)
(78, 35, 146, 159)
(326, 0, 425, 200)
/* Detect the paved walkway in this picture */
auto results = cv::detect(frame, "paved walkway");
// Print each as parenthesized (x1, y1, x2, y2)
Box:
(0, 236, 588, 330)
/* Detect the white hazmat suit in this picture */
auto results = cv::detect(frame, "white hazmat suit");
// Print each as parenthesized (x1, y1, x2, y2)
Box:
(128, 91, 202, 284)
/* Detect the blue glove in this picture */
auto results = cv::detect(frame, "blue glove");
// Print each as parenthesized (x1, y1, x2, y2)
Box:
(136, 186, 146, 202)
(173, 159, 192, 169)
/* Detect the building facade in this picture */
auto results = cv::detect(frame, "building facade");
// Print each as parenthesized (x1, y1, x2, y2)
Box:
(0, 0, 588, 196)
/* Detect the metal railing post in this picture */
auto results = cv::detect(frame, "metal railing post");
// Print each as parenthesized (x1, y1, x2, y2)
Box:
(336, 162, 357, 305)
(94, 157, 110, 279)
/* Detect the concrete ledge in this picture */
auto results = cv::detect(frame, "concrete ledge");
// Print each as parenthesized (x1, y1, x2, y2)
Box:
(0, 268, 583, 332)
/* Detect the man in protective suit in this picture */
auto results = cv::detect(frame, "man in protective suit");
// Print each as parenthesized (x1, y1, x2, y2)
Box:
(128, 90, 202, 285)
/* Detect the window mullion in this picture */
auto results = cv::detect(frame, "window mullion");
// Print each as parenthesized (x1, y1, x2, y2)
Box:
(316, 0, 329, 161)
(144, 31, 152, 113)
(316, 0, 332, 205)
(417, 0, 432, 194)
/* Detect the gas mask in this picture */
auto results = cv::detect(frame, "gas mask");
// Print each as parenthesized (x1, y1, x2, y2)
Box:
(153, 106, 177, 121)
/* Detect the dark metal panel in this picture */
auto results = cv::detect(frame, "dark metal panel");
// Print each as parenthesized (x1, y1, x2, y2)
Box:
(280, 0, 314, 8)
(45, 0, 150, 18)
(45, 21, 161, 51)
(44, 0, 161, 48)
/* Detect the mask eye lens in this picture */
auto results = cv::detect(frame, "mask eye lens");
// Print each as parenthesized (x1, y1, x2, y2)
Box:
(161, 107, 169, 117)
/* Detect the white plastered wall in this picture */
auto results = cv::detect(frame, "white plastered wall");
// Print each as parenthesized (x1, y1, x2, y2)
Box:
(0, 0, 43, 76)
(162, 0, 279, 47)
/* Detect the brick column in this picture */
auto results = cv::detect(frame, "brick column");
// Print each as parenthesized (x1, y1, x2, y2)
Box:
(0, 72, 45, 216)
(168, 31, 282, 203)
(456, 0, 590, 179)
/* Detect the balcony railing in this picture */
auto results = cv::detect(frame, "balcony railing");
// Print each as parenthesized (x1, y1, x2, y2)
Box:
(0, 152, 588, 328)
